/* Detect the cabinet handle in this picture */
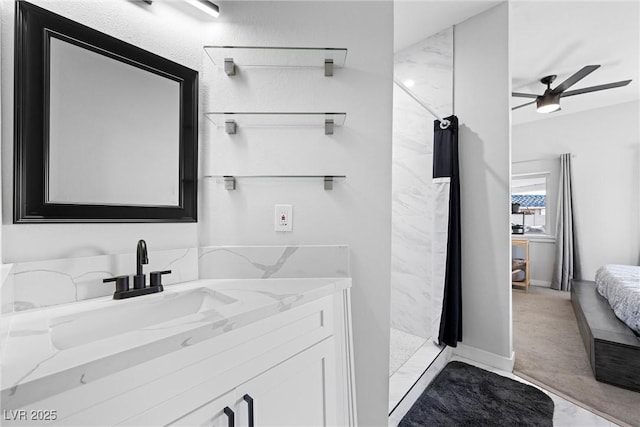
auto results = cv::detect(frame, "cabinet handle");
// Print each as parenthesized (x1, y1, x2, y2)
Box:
(223, 406, 235, 427)
(243, 394, 254, 427)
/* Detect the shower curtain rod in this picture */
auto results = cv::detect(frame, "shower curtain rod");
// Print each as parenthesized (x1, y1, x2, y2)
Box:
(393, 79, 451, 129)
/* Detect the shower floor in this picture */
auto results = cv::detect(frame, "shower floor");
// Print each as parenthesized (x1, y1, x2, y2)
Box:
(389, 328, 443, 413)
(389, 328, 427, 376)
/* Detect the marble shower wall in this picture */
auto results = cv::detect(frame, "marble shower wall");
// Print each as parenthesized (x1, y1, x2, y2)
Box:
(391, 28, 453, 339)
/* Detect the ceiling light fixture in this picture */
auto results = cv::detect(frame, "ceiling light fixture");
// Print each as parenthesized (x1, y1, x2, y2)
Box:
(536, 92, 560, 113)
(185, 0, 219, 18)
(513, 67, 631, 114)
(403, 79, 415, 88)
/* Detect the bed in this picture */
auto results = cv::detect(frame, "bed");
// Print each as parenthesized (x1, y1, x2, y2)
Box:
(571, 267, 640, 392)
(595, 264, 640, 335)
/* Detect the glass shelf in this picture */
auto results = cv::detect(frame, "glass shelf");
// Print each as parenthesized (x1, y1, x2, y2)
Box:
(205, 175, 347, 190)
(204, 46, 347, 75)
(205, 112, 346, 134)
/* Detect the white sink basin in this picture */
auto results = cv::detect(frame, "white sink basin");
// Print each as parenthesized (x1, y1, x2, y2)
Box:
(49, 288, 238, 350)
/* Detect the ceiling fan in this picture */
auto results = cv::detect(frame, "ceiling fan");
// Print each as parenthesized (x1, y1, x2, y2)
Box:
(512, 65, 632, 113)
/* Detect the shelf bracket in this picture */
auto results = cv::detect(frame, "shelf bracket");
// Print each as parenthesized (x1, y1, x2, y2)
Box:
(324, 176, 334, 190)
(224, 176, 236, 190)
(224, 58, 236, 76)
(225, 120, 237, 134)
(324, 59, 334, 77)
(325, 119, 334, 135)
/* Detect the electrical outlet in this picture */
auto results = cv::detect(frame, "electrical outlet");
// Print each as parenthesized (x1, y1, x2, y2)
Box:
(274, 204, 293, 232)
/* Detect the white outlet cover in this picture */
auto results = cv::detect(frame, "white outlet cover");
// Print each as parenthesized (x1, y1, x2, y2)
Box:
(274, 204, 293, 232)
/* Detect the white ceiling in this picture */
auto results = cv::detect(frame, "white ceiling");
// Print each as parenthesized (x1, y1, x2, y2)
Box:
(394, 1, 640, 125)
(511, 1, 640, 124)
(394, 1, 502, 53)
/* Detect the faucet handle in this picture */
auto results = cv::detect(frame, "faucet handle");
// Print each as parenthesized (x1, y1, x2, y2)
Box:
(150, 270, 172, 287)
(103, 275, 130, 293)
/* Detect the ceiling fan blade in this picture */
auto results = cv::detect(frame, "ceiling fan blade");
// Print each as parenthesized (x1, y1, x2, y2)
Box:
(552, 65, 600, 94)
(512, 100, 536, 111)
(560, 80, 632, 97)
(512, 92, 539, 99)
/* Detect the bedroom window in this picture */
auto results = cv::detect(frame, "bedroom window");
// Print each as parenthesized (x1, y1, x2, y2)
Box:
(511, 173, 548, 235)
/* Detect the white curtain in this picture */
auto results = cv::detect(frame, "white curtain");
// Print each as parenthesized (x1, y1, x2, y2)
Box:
(551, 153, 581, 291)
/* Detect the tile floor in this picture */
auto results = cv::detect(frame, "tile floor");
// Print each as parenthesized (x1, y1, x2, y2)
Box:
(389, 350, 621, 426)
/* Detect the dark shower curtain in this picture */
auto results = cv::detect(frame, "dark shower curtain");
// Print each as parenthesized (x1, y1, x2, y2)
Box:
(433, 115, 462, 347)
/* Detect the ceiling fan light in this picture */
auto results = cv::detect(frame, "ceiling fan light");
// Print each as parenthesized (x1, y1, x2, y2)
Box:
(536, 93, 560, 113)
(537, 103, 560, 113)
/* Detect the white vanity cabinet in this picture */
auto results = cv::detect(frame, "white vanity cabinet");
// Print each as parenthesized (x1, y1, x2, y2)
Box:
(233, 338, 336, 427)
(170, 338, 335, 427)
(169, 390, 236, 427)
(7, 287, 355, 427)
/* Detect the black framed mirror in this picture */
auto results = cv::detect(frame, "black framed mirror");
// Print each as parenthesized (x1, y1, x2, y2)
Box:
(14, 1, 198, 223)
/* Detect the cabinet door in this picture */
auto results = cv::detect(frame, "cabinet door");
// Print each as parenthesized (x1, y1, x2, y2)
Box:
(169, 390, 236, 427)
(236, 337, 337, 427)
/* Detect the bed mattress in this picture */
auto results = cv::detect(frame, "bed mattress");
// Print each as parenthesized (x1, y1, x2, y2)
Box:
(595, 264, 640, 335)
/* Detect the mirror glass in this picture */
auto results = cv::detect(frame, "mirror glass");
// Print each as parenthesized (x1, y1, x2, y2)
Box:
(48, 36, 181, 206)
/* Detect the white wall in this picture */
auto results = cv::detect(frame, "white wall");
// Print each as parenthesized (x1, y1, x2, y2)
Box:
(453, 2, 513, 366)
(1, 2, 394, 424)
(1, 0, 204, 262)
(513, 101, 640, 280)
(0, 7, 3, 265)
(200, 2, 393, 425)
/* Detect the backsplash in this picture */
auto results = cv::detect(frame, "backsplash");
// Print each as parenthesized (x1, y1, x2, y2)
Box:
(0, 245, 350, 315)
(199, 245, 350, 279)
(1, 248, 198, 314)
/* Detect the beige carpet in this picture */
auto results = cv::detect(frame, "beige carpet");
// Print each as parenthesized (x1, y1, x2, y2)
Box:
(512, 286, 640, 427)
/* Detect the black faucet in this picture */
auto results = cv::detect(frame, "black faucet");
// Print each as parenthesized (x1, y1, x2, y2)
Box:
(103, 239, 171, 300)
(134, 239, 149, 289)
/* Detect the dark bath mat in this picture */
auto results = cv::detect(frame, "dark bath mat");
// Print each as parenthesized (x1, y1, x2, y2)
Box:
(399, 361, 554, 427)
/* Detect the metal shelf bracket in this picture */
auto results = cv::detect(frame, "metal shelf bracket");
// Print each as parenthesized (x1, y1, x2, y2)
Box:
(324, 59, 334, 77)
(225, 120, 237, 134)
(224, 58, 236, 76)
(325, 119, 334, 135)
(224, 176, 236, 190)
(324, 176, 334, 190)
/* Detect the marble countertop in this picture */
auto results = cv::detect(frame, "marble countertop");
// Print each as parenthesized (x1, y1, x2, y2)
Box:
(1, 277, 351, 408)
